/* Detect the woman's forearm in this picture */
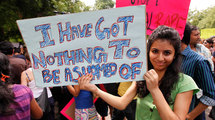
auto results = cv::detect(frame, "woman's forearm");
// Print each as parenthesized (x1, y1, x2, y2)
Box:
(95, 81, 137, 110)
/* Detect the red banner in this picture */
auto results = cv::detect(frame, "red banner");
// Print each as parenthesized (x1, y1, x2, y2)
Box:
(116, 0, 191, 37)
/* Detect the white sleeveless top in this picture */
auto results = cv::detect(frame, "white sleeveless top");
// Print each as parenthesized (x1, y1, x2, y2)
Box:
(27, 68, 52, 98)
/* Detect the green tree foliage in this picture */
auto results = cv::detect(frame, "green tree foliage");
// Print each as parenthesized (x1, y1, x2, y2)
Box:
(198, 7, 215, 29)
(0, 0, 54, 42)
(94, 0, 115, 10)
(52, 0, 90, 13)
(187, 10, 204, 26)
(0, 0, 90, 42)
(188, 6, 215, 29)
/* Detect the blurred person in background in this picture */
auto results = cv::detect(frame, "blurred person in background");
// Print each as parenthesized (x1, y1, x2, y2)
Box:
(189, 26, 214, 73)
(203, 38, 214, 54)
(0, 52, 43, 119)
(21, 52, 55, 120)
(181, 23, 215, 120)
(0, 41, 28, 84)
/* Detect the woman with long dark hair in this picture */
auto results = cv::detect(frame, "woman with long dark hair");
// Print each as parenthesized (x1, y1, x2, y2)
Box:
(77, 25, 200, 120)
(0, 52, 42, 119)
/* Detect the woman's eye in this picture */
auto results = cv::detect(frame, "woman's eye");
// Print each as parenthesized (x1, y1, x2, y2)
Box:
(164, 51, 171, 55)
(152, 50, 158, 53)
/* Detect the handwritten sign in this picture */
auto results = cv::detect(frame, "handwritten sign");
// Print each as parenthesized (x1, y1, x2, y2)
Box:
(17, 5, 147, 87)
(116, 0, 191, 37)
(201, 28, 215, 39)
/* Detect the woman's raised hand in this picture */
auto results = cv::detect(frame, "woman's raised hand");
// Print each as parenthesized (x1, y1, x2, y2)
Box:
(78, 73, 98, 93)
(143, 69, 159, 92)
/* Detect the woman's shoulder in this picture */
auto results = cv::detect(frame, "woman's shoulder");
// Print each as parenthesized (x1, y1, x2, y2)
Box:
(179, 73, 192, 80)
(23, 68, 33, 74)
(13, 84, 29, 89)
(178, 73, 196, 84)
(13, 84, 32, 94)
(176, 73, 199, 94)
(13, 84, 33, 100)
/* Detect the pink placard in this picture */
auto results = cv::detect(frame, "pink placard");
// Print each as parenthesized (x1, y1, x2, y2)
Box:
(116, 0, 191, 37)
(60, 98, 75, 120)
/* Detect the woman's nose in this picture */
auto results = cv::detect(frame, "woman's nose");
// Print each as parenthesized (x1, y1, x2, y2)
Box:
(158, 54, 164, 61)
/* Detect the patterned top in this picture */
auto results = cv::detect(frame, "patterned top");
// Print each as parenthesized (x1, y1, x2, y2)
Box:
(196, 44, 214, 71)
(0, 84, 33, 120)
(181, 45, 215, 107)
(136, 73, 199, 120)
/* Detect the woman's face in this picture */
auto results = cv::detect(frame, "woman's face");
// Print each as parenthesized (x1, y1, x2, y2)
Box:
(149, 39, 175, 72)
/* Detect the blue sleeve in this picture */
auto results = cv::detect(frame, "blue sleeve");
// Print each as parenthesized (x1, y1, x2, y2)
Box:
(195, 60, 215, 106)
(200, 96, 215, 106)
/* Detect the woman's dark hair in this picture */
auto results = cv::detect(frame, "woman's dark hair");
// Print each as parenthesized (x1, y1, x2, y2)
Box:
(206, 38, 214, 44)
(207, 36, 215, 44)
(0, 52, 16, 115)
(0, 41, 14, 55)
(137, 25, 182, 104)
(14, 47, 21, 53)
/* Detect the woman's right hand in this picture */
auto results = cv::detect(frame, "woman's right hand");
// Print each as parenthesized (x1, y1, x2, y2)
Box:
(143, 69, 159, 92)
(78, 73, 98, 93)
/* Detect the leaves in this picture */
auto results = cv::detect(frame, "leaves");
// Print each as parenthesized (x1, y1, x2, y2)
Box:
(188, 6, 215, 29)
(94, 0, 115, 10)
(0, 0, 90, 42)
(0, 0, 55, 42)
(52, 0, 90, 13)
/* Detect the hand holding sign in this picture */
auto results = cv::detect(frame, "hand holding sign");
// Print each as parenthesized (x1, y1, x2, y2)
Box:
(78, 73, 97, 93)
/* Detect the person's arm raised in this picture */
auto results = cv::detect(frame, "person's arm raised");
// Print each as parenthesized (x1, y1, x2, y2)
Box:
(78, 74, 137, 110)
(67, 85, 80, 97)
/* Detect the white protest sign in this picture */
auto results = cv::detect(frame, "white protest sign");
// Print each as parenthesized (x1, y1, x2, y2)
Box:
(17, 5, 147, 87)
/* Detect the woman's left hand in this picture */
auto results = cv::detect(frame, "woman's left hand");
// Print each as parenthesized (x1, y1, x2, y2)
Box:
(78, 73, 98, 93)
(143, 69, 159, 92)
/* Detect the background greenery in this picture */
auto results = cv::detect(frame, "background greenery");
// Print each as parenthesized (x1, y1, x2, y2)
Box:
(0, 0, 114, 43)
(188, 6, 215, 29)
(0, 0, 214, 43)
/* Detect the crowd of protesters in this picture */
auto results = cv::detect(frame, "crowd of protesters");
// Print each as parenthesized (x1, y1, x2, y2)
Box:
(0, 23, 215, 120)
